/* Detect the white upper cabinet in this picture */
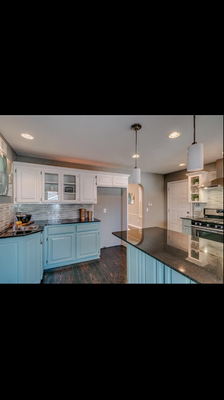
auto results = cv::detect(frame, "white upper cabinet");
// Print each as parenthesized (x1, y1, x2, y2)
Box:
(13, 162, 129, 204)
(15, 166, 40, 203)
(42, 170, 61, 203)
(186, 171, 208, 203)
(62, 172, 79, 203)
(96, 174, 129, 188)
(112, 176, 128, 187)
(79, 173, 97, 203)
(97, 174, 113, 187)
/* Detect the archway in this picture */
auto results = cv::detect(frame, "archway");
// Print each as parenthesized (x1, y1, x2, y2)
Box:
(128, 183, 144, 230)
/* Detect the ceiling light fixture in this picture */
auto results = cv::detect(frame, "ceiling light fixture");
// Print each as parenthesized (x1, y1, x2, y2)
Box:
(179, 163, 185, 166)
(132, 154, 140, 158)
(21, 133, 34, 140)
(131, 123, 142, 184)
(187, 115, 204, 172)
(168, 131, 181, 139)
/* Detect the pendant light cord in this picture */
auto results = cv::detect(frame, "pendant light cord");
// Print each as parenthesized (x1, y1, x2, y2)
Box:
(193, 115, 197, 144)
(135, 128, 137, 168)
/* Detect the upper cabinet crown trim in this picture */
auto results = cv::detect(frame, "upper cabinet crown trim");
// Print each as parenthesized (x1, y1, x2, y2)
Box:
(13, 162, 130, 177)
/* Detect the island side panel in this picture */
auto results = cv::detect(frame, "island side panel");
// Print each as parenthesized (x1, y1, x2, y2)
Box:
(127, 243, 195, 284)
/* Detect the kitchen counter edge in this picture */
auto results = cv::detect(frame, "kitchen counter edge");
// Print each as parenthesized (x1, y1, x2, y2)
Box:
(0, 218, 101, 239)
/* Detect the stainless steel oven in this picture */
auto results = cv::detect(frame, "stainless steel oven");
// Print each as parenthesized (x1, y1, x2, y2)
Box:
(191, 225, 224, 243)
(191, 208, 224, 243)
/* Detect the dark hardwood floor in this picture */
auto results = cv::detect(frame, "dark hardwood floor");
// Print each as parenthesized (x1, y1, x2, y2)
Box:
(42, 245, 127, 284)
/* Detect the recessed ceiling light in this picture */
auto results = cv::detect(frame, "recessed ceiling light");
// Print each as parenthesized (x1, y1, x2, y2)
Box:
(21, 133, 33, 140)
(132, 154, 140, 158)
(179, 163, 185, 166)
(168, 131, 181, 139)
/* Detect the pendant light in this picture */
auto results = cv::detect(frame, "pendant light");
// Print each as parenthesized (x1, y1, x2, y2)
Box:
(187, 115, 204, 172)
(131, 123, 142, 184)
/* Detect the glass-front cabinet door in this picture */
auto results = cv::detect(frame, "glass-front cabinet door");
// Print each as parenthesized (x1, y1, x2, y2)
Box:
(62, 173, 79, 202)
(42, 170, 60, 202)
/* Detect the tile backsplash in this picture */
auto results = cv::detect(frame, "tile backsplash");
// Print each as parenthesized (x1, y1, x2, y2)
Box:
(0, 204, 15, 233)
(15, 203, 94, 221)
(0, 203, 94, 233)
(193, 188, 223, 217)
(206, 188, 223, 209)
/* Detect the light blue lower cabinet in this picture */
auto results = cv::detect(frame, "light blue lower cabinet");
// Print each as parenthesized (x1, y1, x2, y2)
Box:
(76, 231, 100, 261)
(44, 223, 100, 270)
(0, 232, 42, 284)
(127, 244, 196, 284)
(46, 233, 75, 269)
(23, 233, 42, 283)
(0, 237, 23, 283)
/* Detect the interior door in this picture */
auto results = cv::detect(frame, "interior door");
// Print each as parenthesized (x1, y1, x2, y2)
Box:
(168, 180, 190, 232)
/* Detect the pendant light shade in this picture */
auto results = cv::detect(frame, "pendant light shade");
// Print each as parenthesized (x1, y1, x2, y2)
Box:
(187, 115, 204, 172)
(132, 167, 141, 184)
(187, 142, 204, 171)
(131, 123, 142, 184)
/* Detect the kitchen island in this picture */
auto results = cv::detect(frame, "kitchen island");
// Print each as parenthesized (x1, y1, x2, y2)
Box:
(112, 226, 223, 284)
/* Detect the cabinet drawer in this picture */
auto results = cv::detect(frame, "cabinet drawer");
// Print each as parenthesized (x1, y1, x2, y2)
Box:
(47, 225, 75, 236)
(76, 223, 100, 232)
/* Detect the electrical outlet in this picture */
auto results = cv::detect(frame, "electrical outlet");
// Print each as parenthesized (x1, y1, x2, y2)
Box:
(103, 208, 107, 213)
(146, 208, 148, 212)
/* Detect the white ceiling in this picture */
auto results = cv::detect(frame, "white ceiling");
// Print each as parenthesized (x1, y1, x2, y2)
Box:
(0, 115, 223, 174)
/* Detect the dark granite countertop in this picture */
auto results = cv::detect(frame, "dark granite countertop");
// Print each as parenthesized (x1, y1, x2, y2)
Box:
(0, 218, 101, 239)
(34, 218, 101, 226)
(112, 226, 223, 284)
(0, 226, 44, 239)
(181, 216, 205, 221)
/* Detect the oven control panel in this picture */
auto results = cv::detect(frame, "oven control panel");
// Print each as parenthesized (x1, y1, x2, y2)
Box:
(191, 221, 223, 230)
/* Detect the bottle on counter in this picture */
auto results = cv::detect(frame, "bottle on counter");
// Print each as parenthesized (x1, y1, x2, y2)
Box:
(87, 211, 92, 221)
(79, 208, 86, 221)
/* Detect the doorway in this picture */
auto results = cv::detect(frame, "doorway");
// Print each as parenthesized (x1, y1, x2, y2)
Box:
(167, 180, 190, 232)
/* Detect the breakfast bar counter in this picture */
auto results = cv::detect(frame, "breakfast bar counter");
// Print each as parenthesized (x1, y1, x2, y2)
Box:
(112, 226, 223, 284)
